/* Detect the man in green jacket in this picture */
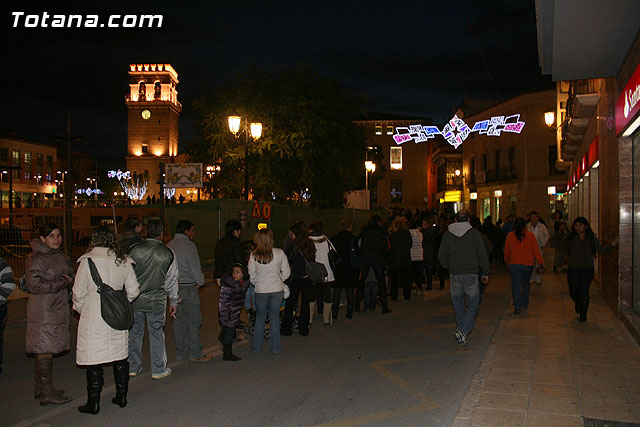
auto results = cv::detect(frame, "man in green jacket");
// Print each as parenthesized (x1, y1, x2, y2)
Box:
(438, 211, 489, 346)
(128, 219, 178, 379)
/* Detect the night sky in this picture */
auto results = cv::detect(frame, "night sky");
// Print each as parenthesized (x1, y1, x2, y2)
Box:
(0, 1, 552, 168)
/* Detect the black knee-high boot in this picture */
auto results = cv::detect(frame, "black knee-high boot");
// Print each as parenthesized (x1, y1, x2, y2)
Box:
(78, 365, 103, 414)
(112, 359, 129, 407)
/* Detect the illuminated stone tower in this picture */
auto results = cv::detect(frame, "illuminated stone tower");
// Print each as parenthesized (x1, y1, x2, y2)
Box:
(125, 63, 181, 200)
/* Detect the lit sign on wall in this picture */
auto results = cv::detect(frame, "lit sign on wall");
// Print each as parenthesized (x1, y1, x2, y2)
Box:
(444, 190, 462, 202)
(392, 114, 525, 148)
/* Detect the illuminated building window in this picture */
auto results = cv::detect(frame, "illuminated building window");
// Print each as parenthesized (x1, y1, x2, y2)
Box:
(375, 126, 382, 135)
(24, 152, 31, 180)
(386, 126, 394, 135)
(142, 144, 149, 154)
(390, 179, 402, 204)
(12, 151, 19, 179)
(390, 147, 402, 170)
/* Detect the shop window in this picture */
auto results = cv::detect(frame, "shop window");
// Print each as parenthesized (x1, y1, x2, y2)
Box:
(390, 179, 402, 204)
(482, 198, 491, 220)
(390, 147, 402, 170)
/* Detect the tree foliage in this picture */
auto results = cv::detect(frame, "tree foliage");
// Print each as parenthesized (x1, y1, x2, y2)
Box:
(187, 65, 367, 207)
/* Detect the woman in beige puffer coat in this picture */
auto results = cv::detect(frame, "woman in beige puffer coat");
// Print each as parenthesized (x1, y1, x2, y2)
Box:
(73, 226, 139, 415)
(25, 223, 74, 406)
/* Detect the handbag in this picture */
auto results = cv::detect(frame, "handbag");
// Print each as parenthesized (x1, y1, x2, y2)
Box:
(301, 251, 328, 284)
(87, 258, 134, 331)
(327, 240, 342, 272)
(283, 284, 290, 299)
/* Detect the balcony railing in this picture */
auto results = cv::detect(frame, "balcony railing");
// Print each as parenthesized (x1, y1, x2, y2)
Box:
(472, 168, 517, 185)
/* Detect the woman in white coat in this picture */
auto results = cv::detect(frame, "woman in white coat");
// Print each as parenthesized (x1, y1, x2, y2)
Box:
(72, 226, 140, 415)
(308, 222, 335, 325)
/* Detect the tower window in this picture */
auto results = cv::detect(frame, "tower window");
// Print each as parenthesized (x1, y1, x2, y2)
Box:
(375, 126, 382, 135)
(386, 126, 394, 135)
(142, 144, 149, 154)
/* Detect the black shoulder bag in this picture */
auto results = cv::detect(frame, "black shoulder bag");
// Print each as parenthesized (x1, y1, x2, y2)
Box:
(87, 258, 134, 331)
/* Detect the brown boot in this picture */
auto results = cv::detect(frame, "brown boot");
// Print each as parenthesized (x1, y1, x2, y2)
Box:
(33, 359, 64, 399)
(36, 357, 72, 406)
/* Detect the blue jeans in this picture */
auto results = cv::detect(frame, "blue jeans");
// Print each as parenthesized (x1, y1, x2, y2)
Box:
(244, 284, 255, 311)
(510, 264, 534, 309)
(449, 274, 480, 336)
(252, 291, 284, 353)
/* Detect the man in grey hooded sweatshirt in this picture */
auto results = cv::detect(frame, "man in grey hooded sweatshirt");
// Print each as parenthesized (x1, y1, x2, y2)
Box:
(438, 210, 489, 346)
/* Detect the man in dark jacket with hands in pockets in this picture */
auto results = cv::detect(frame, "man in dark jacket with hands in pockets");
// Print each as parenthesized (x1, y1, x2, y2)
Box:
(438, 210, 489, 346)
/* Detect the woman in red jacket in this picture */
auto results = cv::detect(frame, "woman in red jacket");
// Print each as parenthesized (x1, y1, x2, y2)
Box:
(504, 218, 544, 314)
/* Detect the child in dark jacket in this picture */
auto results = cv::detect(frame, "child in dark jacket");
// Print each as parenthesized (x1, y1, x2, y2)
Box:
(218, 263, 248, 361)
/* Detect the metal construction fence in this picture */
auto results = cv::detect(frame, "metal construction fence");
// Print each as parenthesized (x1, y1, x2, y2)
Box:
(1, 201, 384, 299)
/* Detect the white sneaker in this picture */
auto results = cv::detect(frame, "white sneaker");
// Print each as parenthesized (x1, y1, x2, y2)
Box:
(152, 368, 172, 380)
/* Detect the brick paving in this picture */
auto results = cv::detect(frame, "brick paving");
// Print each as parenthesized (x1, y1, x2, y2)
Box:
(453, 266, 640, 427)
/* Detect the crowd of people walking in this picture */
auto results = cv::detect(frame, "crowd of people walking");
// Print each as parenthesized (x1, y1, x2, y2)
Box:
(0, 206, 620, 416)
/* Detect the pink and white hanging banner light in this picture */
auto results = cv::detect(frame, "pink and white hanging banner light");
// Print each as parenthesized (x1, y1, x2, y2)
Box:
(392, 114, 526, 149)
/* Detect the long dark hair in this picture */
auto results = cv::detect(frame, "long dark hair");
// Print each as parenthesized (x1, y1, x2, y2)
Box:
(39, 223, 61, 238)
(290, 222, 316, 261)
(514, 217, 526, 242)
(568, 216, 596, 257)
(89, 226, 127, 266)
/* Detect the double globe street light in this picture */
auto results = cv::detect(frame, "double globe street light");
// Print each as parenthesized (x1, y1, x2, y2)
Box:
(228, 115, 262, 200)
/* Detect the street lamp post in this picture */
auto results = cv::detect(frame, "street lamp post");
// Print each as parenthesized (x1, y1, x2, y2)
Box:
(365, 160, 376, 190)
(228, 115, 262, 200)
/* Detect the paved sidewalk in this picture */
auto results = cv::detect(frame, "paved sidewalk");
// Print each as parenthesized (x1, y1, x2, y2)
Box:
(454, 267, 640, 427)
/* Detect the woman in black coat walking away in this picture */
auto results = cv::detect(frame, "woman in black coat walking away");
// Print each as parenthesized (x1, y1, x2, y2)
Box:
(330, 220, 359, 319)
(566, 217, 618, 321)
(388, 219, 412, 301)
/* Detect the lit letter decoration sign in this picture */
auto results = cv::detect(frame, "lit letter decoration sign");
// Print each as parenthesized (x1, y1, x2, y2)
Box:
(392, 114, 525, 149)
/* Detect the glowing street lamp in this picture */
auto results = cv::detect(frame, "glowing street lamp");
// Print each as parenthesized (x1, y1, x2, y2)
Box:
(365, 160, 376, 190)
(228, 115, 263, 200)
(544, 111, 555, 127)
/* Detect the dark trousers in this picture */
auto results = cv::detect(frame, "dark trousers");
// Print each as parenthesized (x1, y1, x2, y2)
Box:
(424, 261, 433, 288)
(219, 326, 236, 345)
(567, 268, 594, 316)
(282, 277, 311, 335)
(0, 304, 6, 374)
(332, 287, 354, 317)
(411, 261, 424, 291)
(390, 269, 411, 300)
(361, 260, 389, 311)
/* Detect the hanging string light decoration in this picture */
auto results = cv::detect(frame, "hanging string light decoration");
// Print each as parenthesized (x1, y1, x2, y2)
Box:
(108, 169, 148, 201)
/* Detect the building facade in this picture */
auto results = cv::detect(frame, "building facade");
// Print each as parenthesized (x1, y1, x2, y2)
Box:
(460, 91, 565, 222)
(537, 1, 640, 339)
(0, 137, 58, 209)
(355, 118, 431, 210)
